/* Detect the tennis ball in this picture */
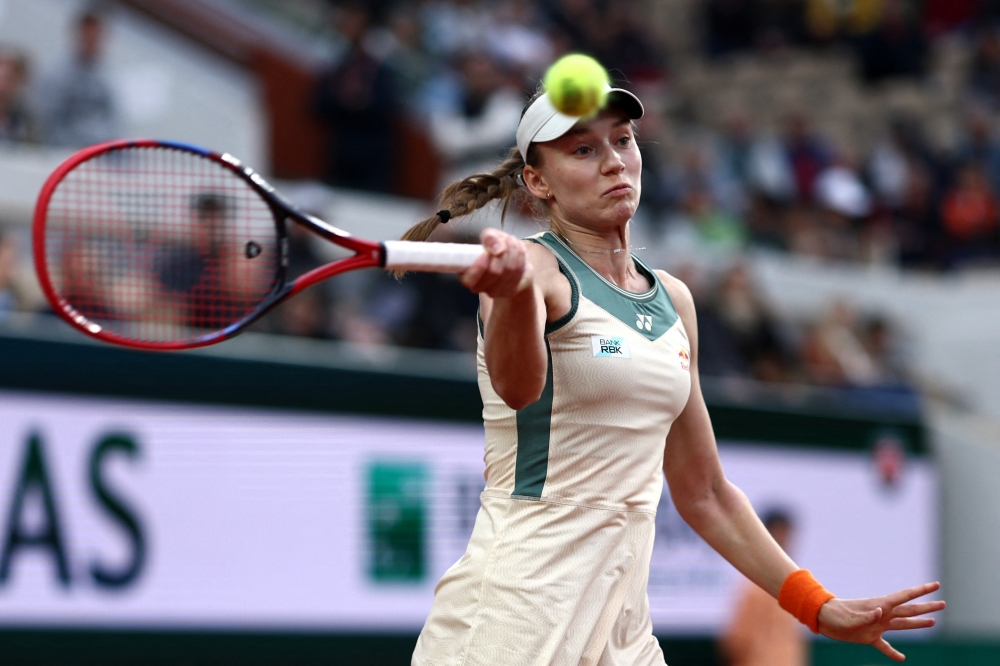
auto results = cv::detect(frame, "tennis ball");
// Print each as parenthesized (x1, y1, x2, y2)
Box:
(544, 54, 609, 117)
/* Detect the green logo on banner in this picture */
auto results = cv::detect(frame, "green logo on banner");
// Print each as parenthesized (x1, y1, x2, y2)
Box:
(366, 462, 426, 582)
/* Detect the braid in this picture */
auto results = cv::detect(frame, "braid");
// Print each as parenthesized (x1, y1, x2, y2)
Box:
(400, 147, 530, 243)
(396, 86, 549, 278)
(401, 84, 548, 247)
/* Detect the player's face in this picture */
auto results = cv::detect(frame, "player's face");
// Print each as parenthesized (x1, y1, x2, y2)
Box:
(528, 108, 642, 231)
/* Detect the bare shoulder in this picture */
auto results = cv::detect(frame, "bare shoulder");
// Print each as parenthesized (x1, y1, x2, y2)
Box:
(654, 269, 696, 322)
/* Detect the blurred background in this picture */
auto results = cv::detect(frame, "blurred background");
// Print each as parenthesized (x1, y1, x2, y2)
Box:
(0, 0, 998, 664)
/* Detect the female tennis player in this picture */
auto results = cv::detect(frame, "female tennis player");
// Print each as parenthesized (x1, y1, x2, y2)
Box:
(403, 85, 944, 666)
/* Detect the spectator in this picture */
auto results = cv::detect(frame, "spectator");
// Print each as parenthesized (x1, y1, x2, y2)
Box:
(381, 5, 438, 115)
(313, 2, 400, 192)
(662, 181, 747, 261)
(704, 0, 758, 58)
(746, 134, 798, 203)
(744, 193, 789, 250)
(0, 231, 22, 316)
(541, 0, 602, 55)
(891, 164, 943, 268)
(341, 273, 414, 344)
(940, 163, 1000, 266)
(719, 510, 806, 666)
(591, 1, 666, 83)
(487, 0, 554, 77)
(420, 0, 496, 59)
(668, 143, 740, 215)
(801, 301, 882, 386)
(814, 161, 873, 261)
(884, 116, 949, 201)
(428, 51, 523, 184)
(804, 0, 883, 45)
(803, 0, 841, 44)
(754, 0, 807, 52)
(923, 0, 979, 36)
(855, 0, 928, 85)
(719, 115, 756, 189)
(255, 220, 335, 337)
(690, 188, 747, 252)
(783, 113, 831, 202)
(399, 272, 480, 351)
(0, 48, 35, 143)
(35, 11, 118, 147)
(268, 286, 333, 339)
(868, 133, 912, 210)
(697, 265, 791, 382)
(968, 27, 1000, 110)
(861, 315, 908, 385)
(955, 110, 1000, 198)
(784, 202, 828, 257)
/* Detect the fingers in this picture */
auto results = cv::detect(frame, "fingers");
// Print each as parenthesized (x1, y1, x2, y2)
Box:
(888, 617, 936, 631)
(873, 637, 906, 662)
(886, 581, 941, 607)
(460, 229, 530, 297)
(893, 600, 947, 618)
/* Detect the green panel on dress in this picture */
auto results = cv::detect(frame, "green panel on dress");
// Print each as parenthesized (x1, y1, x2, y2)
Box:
(531, 232, 678, 341)
(513, 340, 554, 499)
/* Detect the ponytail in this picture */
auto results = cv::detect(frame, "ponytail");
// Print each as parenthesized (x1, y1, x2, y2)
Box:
(400, 147, 533, 243)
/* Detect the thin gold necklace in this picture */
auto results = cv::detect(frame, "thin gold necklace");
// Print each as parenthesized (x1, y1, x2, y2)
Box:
(558, 234, 645, 255)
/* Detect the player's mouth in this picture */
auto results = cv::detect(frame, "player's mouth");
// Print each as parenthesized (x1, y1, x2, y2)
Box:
(603, 184, 632, 197)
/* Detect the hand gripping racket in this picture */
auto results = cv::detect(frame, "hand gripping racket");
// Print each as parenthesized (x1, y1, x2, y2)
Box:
(33, 139, 483, 350)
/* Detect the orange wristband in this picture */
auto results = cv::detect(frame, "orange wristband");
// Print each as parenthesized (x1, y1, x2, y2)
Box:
(778, 569, 835, 633)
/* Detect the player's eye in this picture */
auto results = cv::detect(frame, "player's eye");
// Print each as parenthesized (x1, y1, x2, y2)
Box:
(617, 135, 632, 147)
(573, 145, 592, 156)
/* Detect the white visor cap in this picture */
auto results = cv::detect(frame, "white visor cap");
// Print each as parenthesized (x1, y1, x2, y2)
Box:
(515, 85, 644, 162)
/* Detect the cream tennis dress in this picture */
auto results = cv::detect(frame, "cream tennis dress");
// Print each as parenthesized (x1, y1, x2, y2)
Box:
(413, 231, 692, 666)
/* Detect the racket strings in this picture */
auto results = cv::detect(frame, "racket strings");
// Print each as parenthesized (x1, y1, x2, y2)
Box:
(44, 146, 280, 345)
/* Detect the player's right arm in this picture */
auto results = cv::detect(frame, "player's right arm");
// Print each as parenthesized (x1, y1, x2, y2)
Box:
(461, 228, 566, 410)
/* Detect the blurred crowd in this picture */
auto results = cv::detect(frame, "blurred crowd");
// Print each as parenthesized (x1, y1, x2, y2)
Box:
(261, 0, 991, 394)
(0, 11, 118, 150)
(7, 0, 1000, 395)
(310, 0, 665, 190)
(306, 0, 1000, 272)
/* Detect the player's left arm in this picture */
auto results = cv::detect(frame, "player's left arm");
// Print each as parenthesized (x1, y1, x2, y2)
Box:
(656, 270, 796, 596)
(656, 270, 945, 662)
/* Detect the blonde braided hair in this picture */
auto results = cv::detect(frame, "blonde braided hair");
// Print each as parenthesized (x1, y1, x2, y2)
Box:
(400, 87, 549, 249)
(400, 146, 542, 244)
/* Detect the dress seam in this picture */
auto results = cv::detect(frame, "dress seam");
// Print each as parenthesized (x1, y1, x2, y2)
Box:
(481, 490, 657, 516)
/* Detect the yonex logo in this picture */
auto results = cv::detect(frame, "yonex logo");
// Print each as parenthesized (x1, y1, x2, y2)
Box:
(635, 314, 652, 331)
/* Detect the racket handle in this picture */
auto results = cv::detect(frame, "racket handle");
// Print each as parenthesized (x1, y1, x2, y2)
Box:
(382, 240, 483, 273)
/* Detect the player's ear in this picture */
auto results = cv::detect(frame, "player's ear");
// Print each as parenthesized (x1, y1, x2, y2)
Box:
(522, 165, 549, 201)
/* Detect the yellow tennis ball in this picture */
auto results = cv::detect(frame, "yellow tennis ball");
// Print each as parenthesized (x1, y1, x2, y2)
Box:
(544, 54, 609, 117)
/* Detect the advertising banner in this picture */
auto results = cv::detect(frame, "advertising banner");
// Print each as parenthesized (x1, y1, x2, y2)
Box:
(0, 390, 936, 633)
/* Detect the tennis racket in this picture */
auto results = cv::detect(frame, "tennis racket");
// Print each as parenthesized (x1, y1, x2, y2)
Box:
(33, 139, 483, 350)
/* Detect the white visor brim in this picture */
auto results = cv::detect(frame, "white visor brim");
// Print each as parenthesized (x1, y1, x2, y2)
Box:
(516, 85, 644, 162)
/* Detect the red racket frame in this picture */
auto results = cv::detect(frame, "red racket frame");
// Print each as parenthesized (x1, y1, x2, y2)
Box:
(34, 139, 388, 351)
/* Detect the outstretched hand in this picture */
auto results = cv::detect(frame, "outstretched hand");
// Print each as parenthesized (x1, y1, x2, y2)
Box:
(817, 581, 945, 662)
(460, 228, 532, 298)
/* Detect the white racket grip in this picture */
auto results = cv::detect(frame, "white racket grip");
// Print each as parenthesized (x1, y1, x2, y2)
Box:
(382, 240, 484, 273)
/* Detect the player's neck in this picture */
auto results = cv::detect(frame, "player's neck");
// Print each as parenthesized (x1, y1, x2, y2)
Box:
(551, 223, 645, 290)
